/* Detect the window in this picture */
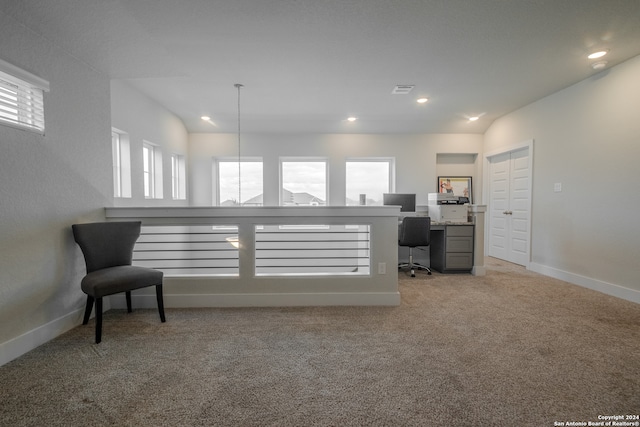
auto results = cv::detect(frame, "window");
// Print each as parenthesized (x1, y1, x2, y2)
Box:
(281, 159, 327, 206)
(0, 59, 49, 134)
(143, 141, 163, 199)
(111, 129, 131, 198)
(217, 159, 263, 206)
(345, 159, 394, 206)
(171, 154, 186, 200)
(143, 143, 154, 198)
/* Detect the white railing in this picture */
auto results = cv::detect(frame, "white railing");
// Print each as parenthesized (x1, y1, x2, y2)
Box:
(105, 206, 400, 307)
(132, 223, 372, 277)
(255, 224, 370, 276)
(134, 224, 240, 276)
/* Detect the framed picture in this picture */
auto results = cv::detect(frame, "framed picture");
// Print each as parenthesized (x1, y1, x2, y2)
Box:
(437, 176, 472, 203)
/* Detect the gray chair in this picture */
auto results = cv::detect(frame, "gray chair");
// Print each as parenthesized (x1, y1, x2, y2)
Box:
(398, 216, 432, 277)
(72, 221, 166, 343)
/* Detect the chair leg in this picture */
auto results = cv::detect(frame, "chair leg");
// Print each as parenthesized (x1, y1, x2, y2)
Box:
(82, 295, 94, 325)
(95, 298, 103, 344)
(407, 248, 432, 277)
(126, 291, 132, 313)
(156, 284, 166, 323)
(409, 251, 415, 277)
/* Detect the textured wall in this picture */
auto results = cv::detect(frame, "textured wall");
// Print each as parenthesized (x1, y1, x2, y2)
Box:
(0, 11, 112, 353)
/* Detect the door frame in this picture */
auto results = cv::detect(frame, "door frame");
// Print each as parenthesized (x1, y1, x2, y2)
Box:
(482, 139, 534, 268)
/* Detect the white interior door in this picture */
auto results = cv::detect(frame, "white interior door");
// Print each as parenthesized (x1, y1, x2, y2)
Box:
(488, 147, 531, 266)
(488, 152, 510, 261)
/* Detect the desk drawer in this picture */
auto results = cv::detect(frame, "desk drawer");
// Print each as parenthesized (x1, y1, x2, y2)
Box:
(445, 253, 473, 269)
(446, 225, 474, 237)
(446, 236, 473, 252)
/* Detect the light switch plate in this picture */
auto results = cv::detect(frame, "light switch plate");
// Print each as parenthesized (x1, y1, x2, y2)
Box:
(554, 183, 562, 192)
(378, 262, 386, 275)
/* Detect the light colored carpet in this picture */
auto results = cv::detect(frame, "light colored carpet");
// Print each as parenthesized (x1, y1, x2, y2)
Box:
(1, 258, 639, 426)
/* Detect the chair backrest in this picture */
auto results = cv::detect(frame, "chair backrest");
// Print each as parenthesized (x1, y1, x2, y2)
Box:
(398, 216, 431, 248)
(72, 221, 142, 273)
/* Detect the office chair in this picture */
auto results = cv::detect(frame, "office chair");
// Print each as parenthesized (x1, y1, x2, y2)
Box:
(72, 221, 166, 343)
(398, 216, 432, 277)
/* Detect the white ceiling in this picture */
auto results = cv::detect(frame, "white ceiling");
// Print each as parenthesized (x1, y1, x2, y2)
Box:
(3, 0, 640, 134)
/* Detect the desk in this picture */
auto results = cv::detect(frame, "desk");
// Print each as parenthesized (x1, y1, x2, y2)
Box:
(398, 220, 475, 274)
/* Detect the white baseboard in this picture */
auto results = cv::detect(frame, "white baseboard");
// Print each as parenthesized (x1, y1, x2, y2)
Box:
(0, 308, 84, 367)
(529, 262, 640, 304)
(472, 266, 487, 276)
(110, 292, 402, 308)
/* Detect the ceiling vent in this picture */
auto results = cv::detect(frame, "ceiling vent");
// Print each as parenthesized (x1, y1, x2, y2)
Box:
(391, 84, 415, 95)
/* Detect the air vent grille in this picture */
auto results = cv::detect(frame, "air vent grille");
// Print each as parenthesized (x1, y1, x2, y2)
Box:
(391, 84, 415, 95)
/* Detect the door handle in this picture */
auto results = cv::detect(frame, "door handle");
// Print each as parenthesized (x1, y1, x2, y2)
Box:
(503, 210, 513, 215)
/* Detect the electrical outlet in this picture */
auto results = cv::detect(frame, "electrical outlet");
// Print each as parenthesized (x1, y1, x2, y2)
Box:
(554, 183, 562, 192)
(378, 262, 386, 275)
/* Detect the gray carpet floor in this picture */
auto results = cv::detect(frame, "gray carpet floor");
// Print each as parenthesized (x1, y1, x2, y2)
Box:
(1, 258, 639, 426)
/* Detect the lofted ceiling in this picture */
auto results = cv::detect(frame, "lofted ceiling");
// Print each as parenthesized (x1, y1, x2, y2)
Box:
(3, 0, 640, 134)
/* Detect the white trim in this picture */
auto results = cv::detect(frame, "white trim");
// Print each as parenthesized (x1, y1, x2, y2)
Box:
(529, 262, 640, 304)
(111, 292, 401, 308)
(0, 308, 83, 367)
(471, 266, 487, 276)
(483, 139, 534, 160)
(105, 205, 401, 218)
(0, 58, 49, 92)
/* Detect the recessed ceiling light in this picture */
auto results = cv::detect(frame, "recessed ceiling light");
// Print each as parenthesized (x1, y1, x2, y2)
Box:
(591, 61, 608, 70)
(468, 116, 479, 122)
(347, 117, 358, 122)
(588, 50, 608, 59)
(417, 98, 428, 104)
(201, 116, 218, 127)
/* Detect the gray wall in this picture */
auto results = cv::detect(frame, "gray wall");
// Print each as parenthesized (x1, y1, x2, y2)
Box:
(0, 13, 191, 365)
(484, 54, 640, 296)
(0, 11, 112, 352)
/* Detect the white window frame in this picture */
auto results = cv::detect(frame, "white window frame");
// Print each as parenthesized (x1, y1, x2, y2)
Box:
(143, 141, 163, 199)
(171, 154, 187, 200)
(280, 158, 329, 206)
(215, 158, 264, 206)
(112, 129, 132, 198)
(0, 58, 49, 135)
(345, 158, 395, 206)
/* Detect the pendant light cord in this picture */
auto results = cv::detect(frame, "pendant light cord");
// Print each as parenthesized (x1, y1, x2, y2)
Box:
(234, 83, 243, 205)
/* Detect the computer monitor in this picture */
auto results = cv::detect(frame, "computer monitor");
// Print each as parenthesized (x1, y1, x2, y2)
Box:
(383, 193, 416, 212)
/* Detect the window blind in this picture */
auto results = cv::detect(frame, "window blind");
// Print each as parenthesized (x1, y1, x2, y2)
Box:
(0, 59, 49, 135)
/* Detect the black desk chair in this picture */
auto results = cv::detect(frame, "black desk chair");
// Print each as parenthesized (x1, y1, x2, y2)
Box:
(72, 221, 166, 343)
(398, 216, 432, 277)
